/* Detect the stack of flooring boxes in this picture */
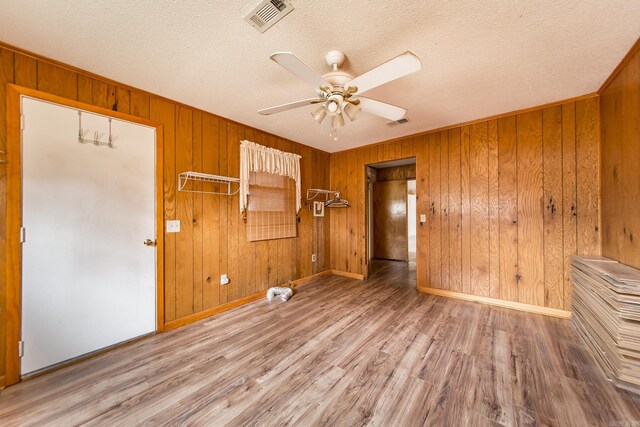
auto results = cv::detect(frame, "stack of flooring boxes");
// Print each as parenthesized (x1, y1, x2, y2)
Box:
(572, 255, 640, 393)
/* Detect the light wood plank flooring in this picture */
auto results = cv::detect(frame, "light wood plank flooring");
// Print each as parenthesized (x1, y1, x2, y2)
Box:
(1, 260, 639, 426)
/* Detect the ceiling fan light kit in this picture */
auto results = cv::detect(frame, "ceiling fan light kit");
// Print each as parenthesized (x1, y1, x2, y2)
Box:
(258, 49, 422, 142)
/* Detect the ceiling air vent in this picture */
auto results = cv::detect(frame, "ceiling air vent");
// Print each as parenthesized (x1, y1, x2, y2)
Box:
(387, 118, 410, 127)
(244, 0, 294, 33)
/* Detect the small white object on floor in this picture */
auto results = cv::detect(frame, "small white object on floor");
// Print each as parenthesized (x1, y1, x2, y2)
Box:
(266, 286, 293, 302)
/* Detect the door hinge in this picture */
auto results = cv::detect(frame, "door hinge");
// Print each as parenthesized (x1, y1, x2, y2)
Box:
(20, 114, 25, 130)
(20, 227, 26, 243)
(18, 341, 24, 357)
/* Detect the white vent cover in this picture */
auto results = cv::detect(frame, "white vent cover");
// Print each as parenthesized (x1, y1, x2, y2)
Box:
(244, 0, 294, 33)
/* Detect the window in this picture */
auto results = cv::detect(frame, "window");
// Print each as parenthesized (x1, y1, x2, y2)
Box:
(246, 171, 297, 241)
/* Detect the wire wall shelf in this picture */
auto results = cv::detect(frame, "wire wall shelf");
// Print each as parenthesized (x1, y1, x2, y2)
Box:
(178, 171, 240, 196)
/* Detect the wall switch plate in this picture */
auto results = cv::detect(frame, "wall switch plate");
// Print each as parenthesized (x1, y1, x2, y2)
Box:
(220, 274, 229, 285)
(311, 254, 317, 262)
(166, 220, 180, 233)
(420, 214, 427, 223)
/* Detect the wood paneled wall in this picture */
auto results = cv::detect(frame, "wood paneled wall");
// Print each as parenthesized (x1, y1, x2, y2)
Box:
(0, 44, 331, 382)
(330, 96, 601, 310)
(601, 40, 640, 269)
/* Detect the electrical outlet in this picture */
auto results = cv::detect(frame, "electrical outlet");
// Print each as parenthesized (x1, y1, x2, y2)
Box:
(420, 214, 427, 223)
(166, 220, 181, 233)
(311, 254, 317, 262)
(220, 274, 229, 285)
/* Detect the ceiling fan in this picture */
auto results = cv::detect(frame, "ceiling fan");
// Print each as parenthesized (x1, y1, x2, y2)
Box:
(258, 50, 422, 141)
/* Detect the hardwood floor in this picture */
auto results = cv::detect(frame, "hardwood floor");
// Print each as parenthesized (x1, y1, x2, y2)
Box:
(1, 260, 639, 426)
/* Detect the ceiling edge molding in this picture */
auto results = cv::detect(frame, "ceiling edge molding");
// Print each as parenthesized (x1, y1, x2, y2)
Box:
(332, 92, 599, 156)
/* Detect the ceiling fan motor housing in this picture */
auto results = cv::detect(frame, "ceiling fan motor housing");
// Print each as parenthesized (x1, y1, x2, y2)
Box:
(323, 50, 353, 89)
(323, 70, 353, 88)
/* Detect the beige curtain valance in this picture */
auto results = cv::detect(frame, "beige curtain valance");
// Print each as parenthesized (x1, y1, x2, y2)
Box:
(240, 140, 302, 213)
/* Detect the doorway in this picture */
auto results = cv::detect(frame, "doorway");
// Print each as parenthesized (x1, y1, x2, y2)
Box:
(367, 158, 417, 271)
(5, 85, 165, 385)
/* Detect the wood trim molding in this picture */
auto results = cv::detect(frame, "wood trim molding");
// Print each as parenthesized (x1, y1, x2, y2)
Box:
(291, 270, 332, 287)
(0, 41, 330, 156)
(333, 93, 599, 156)
(417, 286, 572, 319)
(0, 374, 5, 390)
(331, 269, 366, 280)
(164, 271, 334, 331)
(164, 291, 268, 331)
(5, 83, 22, 386)
(598, 36, 640, 93)
(4, 84, 165, 386)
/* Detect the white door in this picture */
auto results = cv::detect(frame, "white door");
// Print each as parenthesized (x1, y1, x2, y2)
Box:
(21, 97, 157, 375)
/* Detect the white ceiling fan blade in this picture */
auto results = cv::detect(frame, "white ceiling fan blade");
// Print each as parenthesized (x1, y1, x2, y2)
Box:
(345, 51, 421, 95)
(358, 97, 407, 121)
(271, 52, 334, 90)
(258, 98, 324, 115)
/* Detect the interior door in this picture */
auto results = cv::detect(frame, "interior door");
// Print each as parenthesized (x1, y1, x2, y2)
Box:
(373, 180, 408, 261)
(20, 97, 157, 375)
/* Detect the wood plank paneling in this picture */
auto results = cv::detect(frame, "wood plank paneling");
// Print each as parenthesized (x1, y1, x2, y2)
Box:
(226, 123, 240, 301)
(218, 120, 229, 305)
(460, 126, 472, 295)
(330, 95, 601, 312)
(357, 148, 366, 275)
(174, 106, 194, 318)
(416, 136, 429, 289)
(561, 103, 578, 310)
(36, 61, 77, 100)
(192, 110, 203, 312)
(576, 97, 601, 256)
(347, 150, 357, 272)
(13, 54, 36, 89)
(91, 80, 115, 110)
(497, 116, 518, 303)
(115, 87, 130, 114)
(202, 114, 220, 310)
(601, 43, 640, 269)
(448, 128, 462, 292)
(440, 132, 450, 291)
(516, 111, 544, 306)
(429, 133, 441, 288)
(469, 122, 490, 297)
(150, 97, 176, 322)
(77, 75, 93, 104)
(130, 91, 150, 119)
(487, 120, 500, 299)
(542, 106, 564, 309)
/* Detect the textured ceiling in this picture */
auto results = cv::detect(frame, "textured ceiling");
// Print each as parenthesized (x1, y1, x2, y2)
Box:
(1, 1, 639, 153)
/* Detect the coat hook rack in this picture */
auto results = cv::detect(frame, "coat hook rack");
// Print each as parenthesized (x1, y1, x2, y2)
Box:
(78, 112, 118, 148)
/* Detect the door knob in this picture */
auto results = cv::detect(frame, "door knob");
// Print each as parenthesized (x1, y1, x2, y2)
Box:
(144, 239, 157, 247)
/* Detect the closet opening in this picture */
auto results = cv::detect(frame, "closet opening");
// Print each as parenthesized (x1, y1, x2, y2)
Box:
(366, 157, 417, 275)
